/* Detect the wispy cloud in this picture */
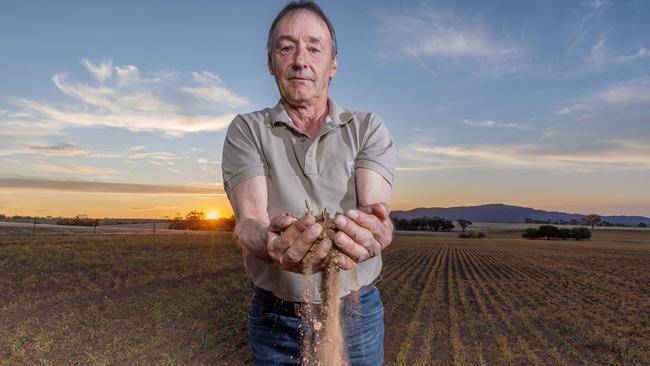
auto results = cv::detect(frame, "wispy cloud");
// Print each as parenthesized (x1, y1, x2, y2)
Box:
(0, 142, 180, 162)
(180, 71, 249, 108)
(27, 142, 89, 156)
(570, 1, 648, 73)
(379, 8, 520, 75)
(31, 161, 117, 175)
(0, 177, 224, 195)
(0, 59, 248, 137)
(581, 0, 608, 11)
(613, 48, 650, 64)
(131, 205, 182, 211)
(460, 119, 534, 130)
(81, 58, 113, 82)
(399, 137, 650, 173)
(197, 157, 222, 172)
(558, 77, 650, 116)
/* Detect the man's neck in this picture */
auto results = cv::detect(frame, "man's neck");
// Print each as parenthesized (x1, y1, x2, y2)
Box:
(282, 98, 329, 140)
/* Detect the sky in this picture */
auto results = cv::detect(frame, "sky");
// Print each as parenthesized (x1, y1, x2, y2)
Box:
(1, 0, 649, 219)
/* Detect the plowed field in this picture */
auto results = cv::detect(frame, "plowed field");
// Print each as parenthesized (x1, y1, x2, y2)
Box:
(0, 230, 648, 365)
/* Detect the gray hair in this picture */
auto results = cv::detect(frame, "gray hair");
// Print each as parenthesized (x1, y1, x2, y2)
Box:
(266, 1, 338, 58)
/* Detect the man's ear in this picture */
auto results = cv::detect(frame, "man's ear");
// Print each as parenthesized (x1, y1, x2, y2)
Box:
(330, 54, 339, 79)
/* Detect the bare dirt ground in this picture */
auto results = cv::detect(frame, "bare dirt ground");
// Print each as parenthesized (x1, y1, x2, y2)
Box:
(0, 228, 648, 365)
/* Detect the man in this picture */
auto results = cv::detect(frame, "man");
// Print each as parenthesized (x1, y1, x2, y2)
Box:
(221, 1, 395, 364)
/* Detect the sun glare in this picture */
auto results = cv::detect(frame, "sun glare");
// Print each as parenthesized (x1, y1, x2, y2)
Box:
(207, 211, 219, 220)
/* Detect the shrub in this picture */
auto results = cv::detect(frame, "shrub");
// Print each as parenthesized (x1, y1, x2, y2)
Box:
(522, 228, 542, 239)
(458, 231, 486, 239)
(570, 227, 591, 240)
(522, 226, 590, 240)
(538, 225, 561, 240)
(558, 228, 571, 240)
(56, 214, 98, 227)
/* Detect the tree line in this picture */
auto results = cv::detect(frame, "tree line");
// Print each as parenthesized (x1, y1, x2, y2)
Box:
(168, 211, 236, 231)
(522, 225, 591, 240)
(391, 216, 455, 231)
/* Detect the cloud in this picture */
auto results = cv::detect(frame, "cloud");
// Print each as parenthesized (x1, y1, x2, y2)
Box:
(0, 177, 224, 195)
(27, 142, 89, 156)
(0, 59, 247, 137)
(399, 138, 650, 173)
(460, 119, 533, 130)
(613, 48, 650, 64)
(180, 71, 249, 108)
(581, 0, 608, 11)
(558, 77, 650, 116)
(0, 142, 180, 163)
(81, 58, 113, 82)
(197, 157, 221, 165)
(379, 8, 520, 74)
(0, 119, 66, 137)
(31, 161, 117, 175)
(197, 157, 222, 172)
(130, 205, 181, 211)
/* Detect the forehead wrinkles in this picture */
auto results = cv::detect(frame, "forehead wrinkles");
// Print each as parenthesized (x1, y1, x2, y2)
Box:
(273, 10, 331, 47)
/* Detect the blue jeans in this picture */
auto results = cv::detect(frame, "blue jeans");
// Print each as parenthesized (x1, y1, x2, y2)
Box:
(248, 286, 384, 365)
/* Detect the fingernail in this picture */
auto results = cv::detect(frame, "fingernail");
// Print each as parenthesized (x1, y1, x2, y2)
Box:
(346, 210, 358, 220)
(310, 223, 321, 234)
(334, 215, 347, 227)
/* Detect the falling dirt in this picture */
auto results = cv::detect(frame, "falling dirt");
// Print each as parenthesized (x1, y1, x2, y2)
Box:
(296, 204, 376, 366)
(299, 208, 348, 366)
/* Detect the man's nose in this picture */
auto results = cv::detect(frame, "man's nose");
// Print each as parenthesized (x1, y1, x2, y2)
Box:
(291, 46, 307, 69)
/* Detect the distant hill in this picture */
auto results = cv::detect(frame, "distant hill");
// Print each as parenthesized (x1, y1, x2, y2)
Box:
(391, 203, 650, 225)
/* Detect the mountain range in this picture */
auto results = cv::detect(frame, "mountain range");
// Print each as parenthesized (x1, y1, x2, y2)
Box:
(390, 204, 650, 225)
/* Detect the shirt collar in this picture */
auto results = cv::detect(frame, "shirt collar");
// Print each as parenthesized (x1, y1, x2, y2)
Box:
(270, 98, 354, 128)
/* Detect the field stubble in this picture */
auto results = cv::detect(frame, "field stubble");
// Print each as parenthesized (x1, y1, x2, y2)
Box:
(0, 229, 649, 365)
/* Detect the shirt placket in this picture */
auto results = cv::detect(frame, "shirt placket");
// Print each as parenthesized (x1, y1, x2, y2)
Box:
(303, 119, 340, 176)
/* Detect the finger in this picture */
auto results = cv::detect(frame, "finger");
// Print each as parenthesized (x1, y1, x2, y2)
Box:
(266, 232, 284, 261)
(333, 230, 373, 262)
(269, 214, 296, 232)
(331, 252, 356, 270)
(333, 214, 382, 256)
(345, 209, 384, 236)
(282, 223, 322, 265)
(311, 237, 332, 265)
(281, 214, 316, 242)
(371, 203, 390, 221)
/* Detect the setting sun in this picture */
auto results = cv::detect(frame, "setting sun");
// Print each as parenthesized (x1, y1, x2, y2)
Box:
(207, 211, 219, 220)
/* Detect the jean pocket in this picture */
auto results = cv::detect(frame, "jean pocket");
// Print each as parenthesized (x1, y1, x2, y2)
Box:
(342, 287, 384, 318)
(247, 297, 277, 323)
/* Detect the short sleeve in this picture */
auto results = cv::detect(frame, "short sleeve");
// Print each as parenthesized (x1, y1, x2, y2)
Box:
(355, 113, 396, 185)
(221, 115, 267, 194)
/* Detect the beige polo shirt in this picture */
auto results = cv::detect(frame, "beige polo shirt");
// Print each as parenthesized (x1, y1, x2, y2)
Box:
(222, 98, 395, 303)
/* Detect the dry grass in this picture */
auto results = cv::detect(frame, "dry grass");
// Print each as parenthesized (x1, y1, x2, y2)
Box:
(1, 228, 649, 365)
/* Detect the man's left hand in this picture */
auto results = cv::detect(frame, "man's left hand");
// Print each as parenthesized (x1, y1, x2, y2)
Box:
(332, 203, 393, 267)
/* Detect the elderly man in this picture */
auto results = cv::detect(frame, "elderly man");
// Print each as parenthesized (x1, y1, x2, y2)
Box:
(221, 1, 395, 364)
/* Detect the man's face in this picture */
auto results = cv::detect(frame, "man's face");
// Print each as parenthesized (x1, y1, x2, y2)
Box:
(268, 10, 338, 107)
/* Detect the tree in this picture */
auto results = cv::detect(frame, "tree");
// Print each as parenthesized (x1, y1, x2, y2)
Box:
(570, 227, 591, 240)
(639, 223, 647, 228)
(558, 228, 571, 240)
(522, 228, 541, 239)
(582, 214, 602, 229)
(456, 219, 472, 232)
(538, 225, 560, 240)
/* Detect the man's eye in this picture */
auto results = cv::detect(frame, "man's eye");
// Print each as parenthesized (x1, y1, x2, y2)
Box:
(280, 46, 295, 54)
(308, 48, 320, 53)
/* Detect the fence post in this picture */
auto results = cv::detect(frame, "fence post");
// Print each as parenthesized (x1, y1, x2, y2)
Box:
(33, 218, 36, 233)
(153, 221, 156, 234)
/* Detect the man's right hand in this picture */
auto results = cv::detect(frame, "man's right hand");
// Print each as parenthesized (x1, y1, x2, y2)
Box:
(266, 213, 333, 273)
